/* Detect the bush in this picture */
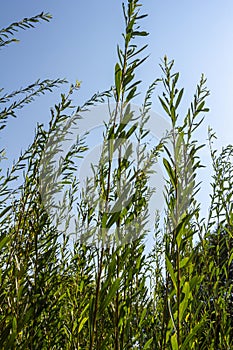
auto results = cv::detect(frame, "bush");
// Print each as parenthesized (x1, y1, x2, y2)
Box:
(0, 1, 232, 349)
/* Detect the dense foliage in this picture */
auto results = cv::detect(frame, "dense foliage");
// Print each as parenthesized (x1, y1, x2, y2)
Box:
(0, 1, 232, 349)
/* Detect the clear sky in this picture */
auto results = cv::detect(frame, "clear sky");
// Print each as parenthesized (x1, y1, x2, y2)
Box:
(1, 0, 233, 218)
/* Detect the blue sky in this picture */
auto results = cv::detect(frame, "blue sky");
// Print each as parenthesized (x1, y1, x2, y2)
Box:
(1, 0, 233, 217)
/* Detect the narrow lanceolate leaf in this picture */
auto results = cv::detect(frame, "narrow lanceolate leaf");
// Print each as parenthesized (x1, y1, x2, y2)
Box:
(159, 96, 170, 115)
(180, 282, 190, 321)
(175, 88, 184, 109)
(98, 278, 121, 315)
(78, 317, 88, 333)
(171, 333, 178, 350)
(132, 30, 148, 37)
(143, 337, 153, 349)
(0, 234, 10, 250)
(163, 158, 176, 189)
(180, 321, 205, 350)
(139, 308, 147, 328)
(0, 205, 11, 218)
(166, 254, 177, 291)
(115, 62, 122, 100)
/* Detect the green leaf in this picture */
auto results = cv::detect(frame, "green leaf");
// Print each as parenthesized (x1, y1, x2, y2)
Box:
(180, 282, 190, 321)
(0, 235, 10, 250)
(166, 254, 177, 291)
(158, 96, 170, 115)
(78, 317, 88, 333)
(163, 158, 176, 189)
(132, 30, 148, 37)
(175, 88, 184, 109)
(126, 86, 137, 102)
(180, 257, 189, 269)
(143, 337, 153, 349)
(125, 123, 138, 138)
(171, 333, 178, 350)
(115, 63, 122, 99)
(139, 308, 147, 328)
(106, 212, 120, 229)
(228, 251, 233, 267)
(0, 205, 11, 218)
(99, 278, 121, 315)
(180, 321, 205, 350)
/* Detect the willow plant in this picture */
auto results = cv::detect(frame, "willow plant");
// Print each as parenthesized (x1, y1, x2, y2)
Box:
(0, 1, 233, 350)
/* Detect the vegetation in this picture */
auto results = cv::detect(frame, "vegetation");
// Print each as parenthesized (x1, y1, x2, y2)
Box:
(0, 1, 232, 349)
